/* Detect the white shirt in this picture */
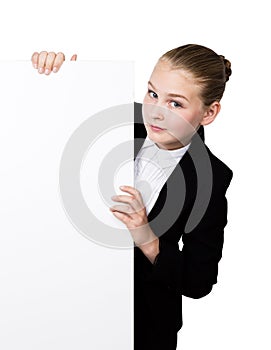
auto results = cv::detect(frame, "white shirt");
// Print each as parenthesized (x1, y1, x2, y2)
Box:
(134, 136, 191, 216)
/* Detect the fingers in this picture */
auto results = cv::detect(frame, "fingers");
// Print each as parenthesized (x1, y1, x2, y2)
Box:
(31, 52, 39, 69)
(111, 187, 145, 214)
(110, 204, 134, 215)
(70, 54, 77, 61)
(118, 186, 145, 211)
(110, 196, 137, 215)
(44, 52, 56, 74)
(31, 51, 77, 75)
(111, 210, 131, 226)
(37, 51, 48, 74)
(51, 52, 65, 73)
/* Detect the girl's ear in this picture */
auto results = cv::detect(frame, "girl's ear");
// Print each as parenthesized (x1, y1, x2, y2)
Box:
(200, 101, 221, 126)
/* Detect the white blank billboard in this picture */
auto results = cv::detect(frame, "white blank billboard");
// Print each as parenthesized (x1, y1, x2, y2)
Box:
(0, 61, 134, 349)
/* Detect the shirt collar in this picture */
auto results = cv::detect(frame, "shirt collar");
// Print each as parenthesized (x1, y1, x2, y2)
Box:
(139, 135, 191, 168)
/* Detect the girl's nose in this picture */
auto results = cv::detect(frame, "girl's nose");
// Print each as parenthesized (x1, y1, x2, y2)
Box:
(149, 104, 166, 120)
(143, 102, 168, 127)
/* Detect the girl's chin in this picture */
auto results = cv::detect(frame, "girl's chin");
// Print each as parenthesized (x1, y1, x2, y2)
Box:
(147, 132, 163, 141)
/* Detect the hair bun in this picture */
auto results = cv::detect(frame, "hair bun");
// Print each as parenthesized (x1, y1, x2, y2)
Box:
(220, 55, 232, 82)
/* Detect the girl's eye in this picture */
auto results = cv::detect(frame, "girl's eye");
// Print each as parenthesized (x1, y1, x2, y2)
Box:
(170, 101, 183, 108)
(148, 89, 158, 99)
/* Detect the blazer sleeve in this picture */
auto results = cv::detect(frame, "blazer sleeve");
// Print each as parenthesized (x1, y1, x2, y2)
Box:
(141, 165, 233, 299)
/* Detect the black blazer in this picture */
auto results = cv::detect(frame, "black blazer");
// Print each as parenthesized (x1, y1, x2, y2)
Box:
(134, 102, 233, 342)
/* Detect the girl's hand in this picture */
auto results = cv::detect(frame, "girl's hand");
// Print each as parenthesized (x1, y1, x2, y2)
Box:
(31, 51, 77, 75)
(110, 185, 159, 262)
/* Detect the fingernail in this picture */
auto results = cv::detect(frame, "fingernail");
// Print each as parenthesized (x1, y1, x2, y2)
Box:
(120, 186, 125, 189)
(53, 67, 57, 73)
(38, 67, 44, 74)
(33, 64, 38, 69)
(111, 196, 117, 200)
(45, 69, 50, 75)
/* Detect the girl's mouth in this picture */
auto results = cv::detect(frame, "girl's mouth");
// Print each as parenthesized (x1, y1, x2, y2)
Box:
(150, 124, 165, 132)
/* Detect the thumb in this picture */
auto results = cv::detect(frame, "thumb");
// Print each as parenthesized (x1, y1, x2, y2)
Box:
(70, 54, 77, 61)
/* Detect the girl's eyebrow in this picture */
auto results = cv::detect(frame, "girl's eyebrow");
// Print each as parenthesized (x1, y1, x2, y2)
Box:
(148, 81, 190, 102)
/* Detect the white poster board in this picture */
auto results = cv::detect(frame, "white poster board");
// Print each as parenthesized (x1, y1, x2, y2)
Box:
(0, 61, 134, 349)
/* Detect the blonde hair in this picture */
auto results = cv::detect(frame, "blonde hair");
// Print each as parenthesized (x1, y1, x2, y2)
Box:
(159, 44, 232, 106)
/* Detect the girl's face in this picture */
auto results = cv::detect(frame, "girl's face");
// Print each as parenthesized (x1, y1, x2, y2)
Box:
(143, 60, 207, 150)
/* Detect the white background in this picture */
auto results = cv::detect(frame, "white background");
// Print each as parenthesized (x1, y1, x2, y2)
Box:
(0, 0, 270, 349)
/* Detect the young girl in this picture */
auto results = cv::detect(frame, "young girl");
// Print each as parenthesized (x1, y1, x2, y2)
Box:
(32, 44, 233, 349)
